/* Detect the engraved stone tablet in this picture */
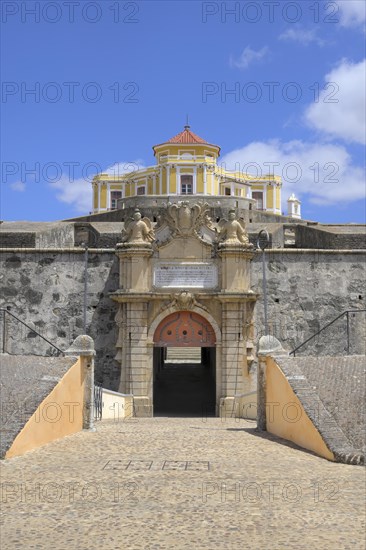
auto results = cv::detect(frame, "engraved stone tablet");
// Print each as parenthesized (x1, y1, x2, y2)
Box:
(154, 262, 218, 288)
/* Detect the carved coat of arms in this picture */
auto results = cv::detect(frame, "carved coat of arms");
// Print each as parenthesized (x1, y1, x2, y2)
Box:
(165, 201, 213, 237)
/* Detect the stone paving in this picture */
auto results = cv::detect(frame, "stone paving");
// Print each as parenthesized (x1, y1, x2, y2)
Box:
(1, 417, 365, 550)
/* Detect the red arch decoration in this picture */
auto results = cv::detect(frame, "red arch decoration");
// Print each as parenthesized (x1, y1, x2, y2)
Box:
(153, 311, 216, 347)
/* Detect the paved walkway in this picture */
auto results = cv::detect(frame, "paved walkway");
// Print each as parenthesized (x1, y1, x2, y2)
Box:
(1, 417, 365, 549)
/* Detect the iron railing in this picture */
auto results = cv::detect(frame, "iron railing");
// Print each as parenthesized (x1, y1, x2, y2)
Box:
(0, 308, 64, 356)
(94, 383, 103, 421)
(290, 309, 366, 356)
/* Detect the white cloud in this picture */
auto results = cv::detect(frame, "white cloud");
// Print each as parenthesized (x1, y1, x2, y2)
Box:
(278, 27, 325, 46)
(337, 0, 366, 28)
(48, 160, 145, 213)
(49, 176, 92, 213)
(230, 46, 269, 70)
(221, 139, 365, 209)
(305, 58, 366, 145)
(10, 180, 26, 192)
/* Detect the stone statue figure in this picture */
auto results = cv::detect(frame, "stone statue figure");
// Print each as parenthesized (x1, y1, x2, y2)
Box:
(122, 209, 155, 244)
(217, 210, 251, 246)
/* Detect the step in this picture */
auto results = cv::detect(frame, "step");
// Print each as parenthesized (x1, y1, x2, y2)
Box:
(165, 347, 202, 363)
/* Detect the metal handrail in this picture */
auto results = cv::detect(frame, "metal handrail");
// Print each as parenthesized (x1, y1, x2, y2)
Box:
(290, 309, 366, 356)
(94, 383, 103, 421)
(0, 308, 64, 355)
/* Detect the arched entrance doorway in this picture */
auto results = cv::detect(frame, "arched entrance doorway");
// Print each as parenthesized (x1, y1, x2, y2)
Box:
(153, 311, 216, 416)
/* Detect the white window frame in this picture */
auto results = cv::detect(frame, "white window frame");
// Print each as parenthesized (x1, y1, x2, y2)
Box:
(110, 190, 122, 210)
(136, 185, 146, 196)
(252, 191, 264, 210)
(180, 173, 194, 195)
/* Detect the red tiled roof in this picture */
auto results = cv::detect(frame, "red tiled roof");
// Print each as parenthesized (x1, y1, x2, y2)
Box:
(167, 126, 208, 144)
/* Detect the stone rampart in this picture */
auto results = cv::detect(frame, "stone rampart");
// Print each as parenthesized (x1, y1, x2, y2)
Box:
(0, 243, 365, 390)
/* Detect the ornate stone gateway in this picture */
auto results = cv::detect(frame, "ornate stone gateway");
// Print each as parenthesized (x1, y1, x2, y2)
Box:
(111, 201, 257, 417)
(153, 311, 216, 347)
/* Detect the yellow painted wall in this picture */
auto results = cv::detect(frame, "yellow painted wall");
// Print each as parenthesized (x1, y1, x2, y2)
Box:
(91, 138, 282, 209)
(170, 167, 176, 193)
(6, 359, 85, 459)
(251, 184, 263, 192)
(102, 390, 134, 420)
(154, 144, 219, 160)
(265, 357, 334, 461)
(212, 173, 218, 195)
(196, 169, 204, 193)
(100, 186, 107, 209)
(276, 189, 281, 210)
(162, 169, 167, 194)
(235, 392, 257, 420)
(267, 187, 273, 208)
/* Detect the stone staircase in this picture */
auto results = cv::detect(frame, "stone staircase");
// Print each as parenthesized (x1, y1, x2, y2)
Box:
(165, 347, 202, 364)
(276, 355, 365, 464)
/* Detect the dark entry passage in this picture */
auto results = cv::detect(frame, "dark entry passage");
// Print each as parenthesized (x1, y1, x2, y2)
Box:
(153, 347, 216, 417)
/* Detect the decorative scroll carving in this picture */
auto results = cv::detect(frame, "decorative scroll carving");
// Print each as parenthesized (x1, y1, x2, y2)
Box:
(161, 290, 209, 313)
(164, 201, 214, 238)
(172, 290, 197, 310)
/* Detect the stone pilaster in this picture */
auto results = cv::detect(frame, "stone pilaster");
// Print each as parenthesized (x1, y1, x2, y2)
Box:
(218, 244, 255, 417)
(218, 243, 254, 292)
(116, 243, 153, 292)
(219, 301, 244, 417)
(113, 242, 154, 416)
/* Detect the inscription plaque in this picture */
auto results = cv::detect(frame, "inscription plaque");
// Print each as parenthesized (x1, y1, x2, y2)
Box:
(154, 262, 218, 289)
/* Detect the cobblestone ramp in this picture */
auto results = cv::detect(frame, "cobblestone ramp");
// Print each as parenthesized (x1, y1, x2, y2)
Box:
(276, 356, 366, 464)
(0, 354, 76, 458)
(1, 418, 365, 549)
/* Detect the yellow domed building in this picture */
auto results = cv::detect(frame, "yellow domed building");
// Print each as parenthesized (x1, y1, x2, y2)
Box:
(92, 125, 282, 215)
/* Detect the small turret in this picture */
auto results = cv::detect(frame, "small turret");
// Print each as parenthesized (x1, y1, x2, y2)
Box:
(287, 193, 301, 219)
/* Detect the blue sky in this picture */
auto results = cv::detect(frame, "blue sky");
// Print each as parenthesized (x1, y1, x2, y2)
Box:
(1, 0, 365, 223)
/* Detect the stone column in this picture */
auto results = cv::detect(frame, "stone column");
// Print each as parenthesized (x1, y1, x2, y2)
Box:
(218, 244, 255, 417)
(65, 335, 96, 431)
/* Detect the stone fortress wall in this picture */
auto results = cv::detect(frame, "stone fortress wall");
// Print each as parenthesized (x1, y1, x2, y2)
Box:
(1, 207, 365, 391)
